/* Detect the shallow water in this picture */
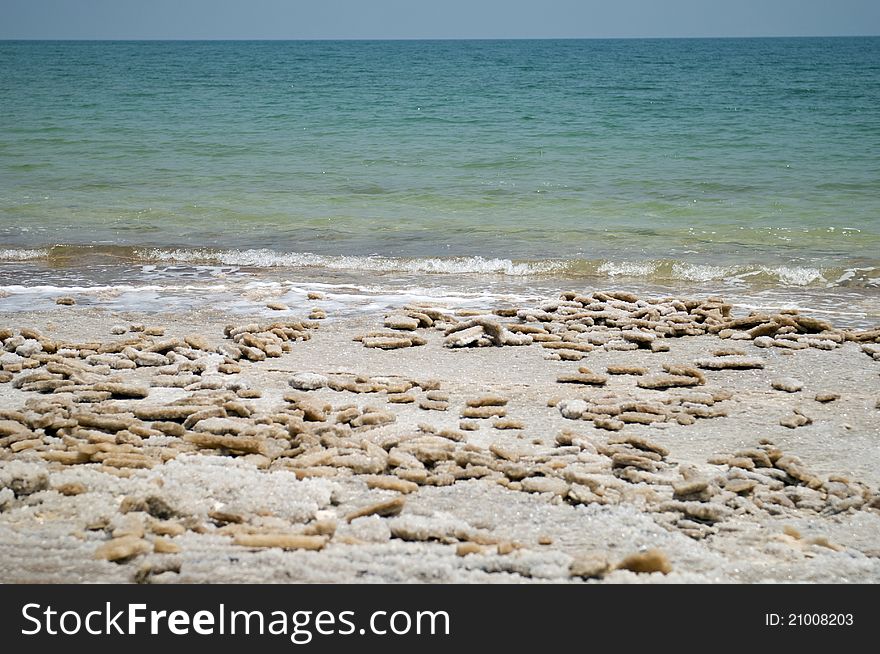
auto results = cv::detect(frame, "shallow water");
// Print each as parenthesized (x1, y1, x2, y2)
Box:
(1, 38, 879, 315)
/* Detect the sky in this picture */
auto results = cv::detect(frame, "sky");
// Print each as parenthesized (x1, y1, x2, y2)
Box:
(1, 0, 879, 40)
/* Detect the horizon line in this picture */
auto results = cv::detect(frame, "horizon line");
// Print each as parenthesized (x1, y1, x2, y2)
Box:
(2, 34, 879, 42)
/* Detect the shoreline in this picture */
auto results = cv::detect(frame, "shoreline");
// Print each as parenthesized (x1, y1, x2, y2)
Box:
(1, 289, 879, 583)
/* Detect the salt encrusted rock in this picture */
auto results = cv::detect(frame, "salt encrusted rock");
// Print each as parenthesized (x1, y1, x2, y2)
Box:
(466, 394, 508, 407)
(556, 399, 588, 420)
(95, 536, 152, 562)
(55, 296, 76, 306)
(233, 534, 327, 551)
(0, 460, 49, 497)
(418, 399, 449, 411)
(772, 377, 803, 393)
(289, 372, 328, 391)
(693, 356, 764, 370)
(362, 335, 420, 349)
(569, 552, 611, 579)
(606, 364, 646, 376)
(459, 420, 480, 431)
(518, 476, 569, 495)
(557, 372, 608, 386)
(384, 314, 420, 331)
(444, 316, 531, 348)
(637, 374, 700, 390)
(345, 497, 406, 522)
(662, 364, 706, 384)
(615, 549, 672, 574)
(780, 412, 812, 429)
(815, 392, 840, 403)
(365, 476, 419, 494)
(493, 418, 525, 430)
(461, 405, 506, 419)
(621, 330, 655, 347)
(266, 301, 288, 311)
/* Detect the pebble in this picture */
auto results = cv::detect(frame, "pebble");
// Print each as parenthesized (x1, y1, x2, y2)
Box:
(814, 392, 840, 403)
(266, 302, 288, 311)
(55, 296, 76, 306)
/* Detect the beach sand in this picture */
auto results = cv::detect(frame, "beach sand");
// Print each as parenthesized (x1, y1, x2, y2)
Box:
(1, 289, 879, 583)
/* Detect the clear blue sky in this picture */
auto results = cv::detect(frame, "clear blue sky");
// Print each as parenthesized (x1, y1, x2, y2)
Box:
(2, 0, 878, 39)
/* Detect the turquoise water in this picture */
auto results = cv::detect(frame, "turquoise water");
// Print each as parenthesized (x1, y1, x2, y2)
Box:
(1, 38, 879, 293)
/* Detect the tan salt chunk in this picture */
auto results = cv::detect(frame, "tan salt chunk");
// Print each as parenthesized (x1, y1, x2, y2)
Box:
(365, 476, 419, 494)
(92, 382, 149, 398)
(351, 410, 396, 427)
(594, 417, 625, 431)
(418, 399, 449, 412)
(461, 405, 506, 419)
(637, 374, 700, 390)
(570, 552, 611, 579)
(153, 537, 181, 554)
(520, 476, 569, 495)
(772, 377, 803, 393)
(233, 534, 327, 551)
(55, 481, 87, 496)
(345, 496, 406, 522)
(557, 372, 608, 386)
(456, 542, 484, 556)
(662, 364, 706, 384)
(693, 356, 764, 370)
(607, 434, 668, 456)
(606, 364, 646, 375)
(151, 520, 186, 537)
(489, 443, 521, 462)
(95, 536, 151, 562)
(615, 549, 672, 574)
(465, 394, 509, 407)
(493, 418, 525, 430)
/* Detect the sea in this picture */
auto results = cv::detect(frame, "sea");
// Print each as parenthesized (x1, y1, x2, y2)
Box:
(1, 38, 878, 324)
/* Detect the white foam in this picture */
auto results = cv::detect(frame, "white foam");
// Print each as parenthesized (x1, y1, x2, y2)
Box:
(140, 248, 564, 276)
(0, 248, 49, 261)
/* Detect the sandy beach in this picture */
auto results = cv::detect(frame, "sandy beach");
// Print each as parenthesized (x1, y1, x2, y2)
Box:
(1, 289, 878, 583)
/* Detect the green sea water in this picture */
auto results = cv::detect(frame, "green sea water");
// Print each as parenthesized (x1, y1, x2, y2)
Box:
(1, 38, 879, 305)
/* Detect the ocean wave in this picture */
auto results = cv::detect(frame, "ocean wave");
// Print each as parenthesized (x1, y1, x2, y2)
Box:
(2, 245, 878, 289)
(139, 248, 566, 276)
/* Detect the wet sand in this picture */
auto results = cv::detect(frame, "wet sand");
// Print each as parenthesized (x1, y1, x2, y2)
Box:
(1, 290, 879, 583)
